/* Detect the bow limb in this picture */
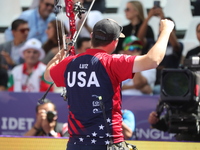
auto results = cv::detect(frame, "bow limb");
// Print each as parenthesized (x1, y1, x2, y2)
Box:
(65, 0, 96, 55)
(65, 0, 76, 55)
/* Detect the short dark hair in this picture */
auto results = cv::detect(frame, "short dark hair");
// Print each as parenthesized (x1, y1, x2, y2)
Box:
(36, 99, 56, 113)
(91, 33, 113, 47)
(76, 37, 91, 49)
(11, 19, 28, 31)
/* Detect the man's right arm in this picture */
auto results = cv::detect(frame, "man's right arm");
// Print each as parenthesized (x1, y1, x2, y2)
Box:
(133, 19, 174, 73)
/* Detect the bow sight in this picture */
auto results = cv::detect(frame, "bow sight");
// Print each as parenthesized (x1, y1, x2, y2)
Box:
(73, 1, 86, 19)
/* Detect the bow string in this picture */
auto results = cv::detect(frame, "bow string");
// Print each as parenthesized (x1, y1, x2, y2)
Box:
(38, 0, 95, 104)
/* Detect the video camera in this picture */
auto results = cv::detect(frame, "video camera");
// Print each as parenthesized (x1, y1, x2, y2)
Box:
(159, 56, 200, 139)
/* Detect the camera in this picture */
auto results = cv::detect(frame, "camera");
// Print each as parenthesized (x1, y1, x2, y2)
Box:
(46, 111, 57, 123)
(159, 56, 200, 140)
(153, 1, 160, 8)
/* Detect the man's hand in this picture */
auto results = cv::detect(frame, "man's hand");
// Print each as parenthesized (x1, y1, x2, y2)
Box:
(153, 7, 165, 19)
(77, 13, 92, 34)
(34, 109, 46, 129)
(44, 48, 68, 83)
(1, 51, 15, 67)
(160, 19, 175, 33)
(148, 111, 159, 125)
(41, 112, 57, 135)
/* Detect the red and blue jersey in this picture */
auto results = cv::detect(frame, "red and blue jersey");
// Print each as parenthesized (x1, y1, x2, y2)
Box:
(50, 49, 135, 145)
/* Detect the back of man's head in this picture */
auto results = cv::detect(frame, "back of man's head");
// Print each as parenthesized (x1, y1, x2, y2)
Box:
(91, 19, 124, 48)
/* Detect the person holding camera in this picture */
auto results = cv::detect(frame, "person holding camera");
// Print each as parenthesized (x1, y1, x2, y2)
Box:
(115, 1, 155, 54)
(24, 99, 69, 137)
(148, 99, 200, 142)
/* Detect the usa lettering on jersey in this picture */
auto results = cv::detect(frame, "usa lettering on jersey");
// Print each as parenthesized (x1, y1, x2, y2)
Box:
(67, 64, 100, 87)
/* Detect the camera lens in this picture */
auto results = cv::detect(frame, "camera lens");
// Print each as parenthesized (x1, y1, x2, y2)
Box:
(46, 111, 57, 122)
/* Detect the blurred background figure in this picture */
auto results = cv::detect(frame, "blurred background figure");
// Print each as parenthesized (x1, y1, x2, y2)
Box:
(0, 68, 8, 91)
(4, 0, 55, 44)
(121, 35, 156, 96)
(148, 99, 200, 142)
(185, 23, 200, 59)
(83, 0, 106, 13)
(42, 20, 68, 65)
(24, 99, 69, 137)
(76, 37, 91, 54)
(0, 19, 29, 70)
(122, 109, 136, 140)
(7, 38, 52, 92)
(115, 1, 154, 54)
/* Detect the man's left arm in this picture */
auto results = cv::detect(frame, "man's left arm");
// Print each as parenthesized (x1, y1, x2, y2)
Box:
(44, 49, 67, 83)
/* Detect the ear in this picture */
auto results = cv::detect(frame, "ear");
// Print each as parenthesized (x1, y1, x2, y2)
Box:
(90, 32, 93, 38)
(12, 30, 16, 36)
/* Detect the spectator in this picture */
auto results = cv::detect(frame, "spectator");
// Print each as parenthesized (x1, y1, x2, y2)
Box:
(121, 35, 156, 95)
(42, 20, 68, 64)
(4, 0, 55, 44)
(148, 100, 200, 141)
(24, 99, 68, 137)
(83, 0, 106, 13)
(185, 23, 200, 59)
(76, 37, 91, 54)
(7, 38, 52, 92)
(0, 19, 29, 69)
(0, 68, 8, 91)
(43, 20, 68, 54)
(122, 109, 135, 140)
(115, 1, 154, 54)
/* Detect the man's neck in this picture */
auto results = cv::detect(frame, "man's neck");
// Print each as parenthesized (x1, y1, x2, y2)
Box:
(13, 39, 24, 46)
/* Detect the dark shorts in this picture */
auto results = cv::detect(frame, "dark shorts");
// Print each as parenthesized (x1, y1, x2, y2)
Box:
(66, 142, 107, 150)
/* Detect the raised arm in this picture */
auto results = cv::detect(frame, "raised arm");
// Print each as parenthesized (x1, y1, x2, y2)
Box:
(133, 19, 174, 73)
(44, 49, 67, 82)
(137, 8, 156, 45)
